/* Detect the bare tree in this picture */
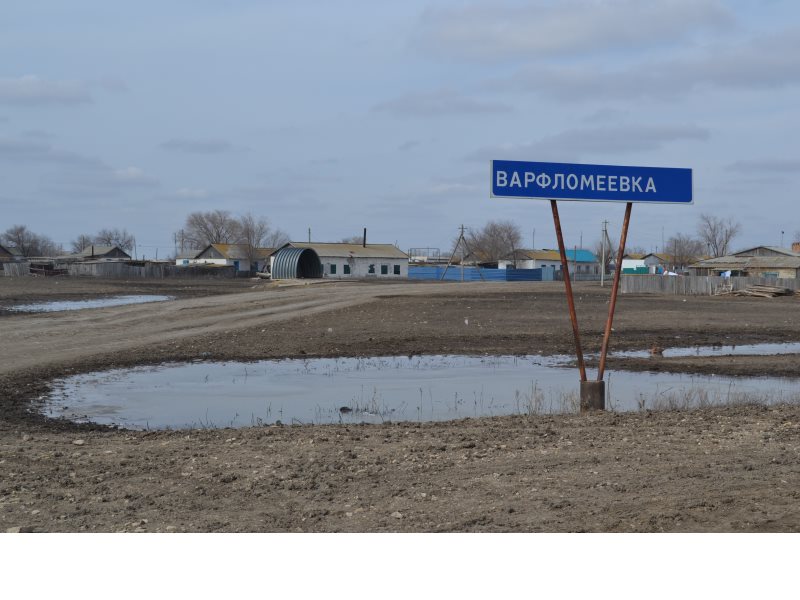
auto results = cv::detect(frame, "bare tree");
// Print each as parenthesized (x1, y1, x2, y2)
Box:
(592, 236, 618, 275)
(666, 233, 705, 271)
(463, 220, 522, 263)
(183, 210, 242, 248)
(697, 214, 741, 257)
(263, 227, 290, 248)
(238, 213, 289, 267)
(94, 228, 135, 252)
(2, 225, 60, 257)
(71, 234, 94, 253)
(340, 235, 365, 244)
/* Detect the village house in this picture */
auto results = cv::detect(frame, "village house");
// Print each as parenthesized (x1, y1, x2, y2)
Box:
(499, 249, 562, 270)
(499, 248, 599, 276)
(179, 243, 275, 274)
(69, 245, 132, 261)
(620, 252, 647, 273)
(689, 246, 800, 279)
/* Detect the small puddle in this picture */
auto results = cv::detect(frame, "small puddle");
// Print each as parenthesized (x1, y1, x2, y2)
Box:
(614, 342, 800, 359)
(43, 355, 800, 430)
(7, 295, 173, 313)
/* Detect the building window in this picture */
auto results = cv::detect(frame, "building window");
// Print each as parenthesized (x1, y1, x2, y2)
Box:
(393, 264, 401, 275)
(368, 264, 375, 274)
(380, 264, 388, 275)
(330, 264, 337, 275)
(343, 264, 351, 275)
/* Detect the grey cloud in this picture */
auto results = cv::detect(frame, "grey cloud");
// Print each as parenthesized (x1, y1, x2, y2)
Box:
(398, 140, 421, 151)
(22, 129, 56, 140)
(41, 166, 159, 199)
(581, 108, 629, 124)
(0, 137, 102, 167)
(415, 0, 733, 62)
(373, 89, 512, 117)
(493, 28, 800, 101)
(0, 135, 160, 197)
(91, 77, 129, 93)
(159, 138, 237, 154)
(172, 188, 209, 199)
(726, 158, 800, 173)
(465, 124, 709, 162)
(0, 75, 93, 106)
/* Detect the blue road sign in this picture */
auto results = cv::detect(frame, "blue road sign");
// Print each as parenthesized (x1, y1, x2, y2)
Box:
(491, 160, 693, 204)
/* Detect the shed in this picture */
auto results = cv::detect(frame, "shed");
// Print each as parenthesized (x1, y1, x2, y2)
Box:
(272, 242, 408, 279)
(0, 244, 24, 262)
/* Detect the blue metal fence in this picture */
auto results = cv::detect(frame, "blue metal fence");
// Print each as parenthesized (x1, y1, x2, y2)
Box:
(408, 266, 553, 281)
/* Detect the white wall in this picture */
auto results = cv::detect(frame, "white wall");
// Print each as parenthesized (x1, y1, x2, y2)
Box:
(499, 259, 562, 270)
(321, 256, 408, 278)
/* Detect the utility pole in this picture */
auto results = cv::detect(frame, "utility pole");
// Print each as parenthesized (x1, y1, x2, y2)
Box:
(460, 224, 465, 282)
(441, 224, 484, 282)
(308, 228, 311, 243)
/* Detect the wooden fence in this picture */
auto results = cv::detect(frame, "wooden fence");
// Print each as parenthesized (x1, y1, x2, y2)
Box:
(2, 262, 30, 277)
(620, 274, 799, 296)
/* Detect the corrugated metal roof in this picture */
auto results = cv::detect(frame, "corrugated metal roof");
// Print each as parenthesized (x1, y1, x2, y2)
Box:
(691, 255, 800, 269)
(282, 242, 408, 259)
(272, 247, 323, 279)
(563, 249, 598, 263)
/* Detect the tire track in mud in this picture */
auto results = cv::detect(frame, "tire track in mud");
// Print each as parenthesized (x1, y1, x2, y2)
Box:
(0, 282, 476, 374)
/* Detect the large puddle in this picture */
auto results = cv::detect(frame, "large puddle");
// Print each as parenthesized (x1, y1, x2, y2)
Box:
(44, 354, 800, 429)
(7, 295, 173, 313)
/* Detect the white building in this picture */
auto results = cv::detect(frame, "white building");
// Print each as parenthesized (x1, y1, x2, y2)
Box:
(272, 242, 408, 279)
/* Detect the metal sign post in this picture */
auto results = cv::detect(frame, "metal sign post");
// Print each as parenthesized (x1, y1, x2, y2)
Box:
(492, 160, 693, 413)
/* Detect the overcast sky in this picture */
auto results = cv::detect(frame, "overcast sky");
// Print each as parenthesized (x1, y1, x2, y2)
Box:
(2, 0, 799, 257)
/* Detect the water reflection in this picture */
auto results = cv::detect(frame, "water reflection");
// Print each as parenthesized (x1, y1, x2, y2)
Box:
(8, 295, 173, 313)
(44, 355, 800, 430)
(613, 341, 800, 359)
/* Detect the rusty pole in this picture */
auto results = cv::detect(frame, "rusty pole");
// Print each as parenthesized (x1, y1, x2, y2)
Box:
(550, 200, 587, 381)
(597, 202, 633, 381)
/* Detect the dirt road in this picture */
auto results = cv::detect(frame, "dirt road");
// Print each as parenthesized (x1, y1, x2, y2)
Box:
(0, 277, 798, 532)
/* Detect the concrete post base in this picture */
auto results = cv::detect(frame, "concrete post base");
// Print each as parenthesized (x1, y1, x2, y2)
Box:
(580, 380, 605, 413)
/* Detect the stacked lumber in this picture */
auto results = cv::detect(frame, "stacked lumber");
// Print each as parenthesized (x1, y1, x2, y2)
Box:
(728, 284, 795, 298)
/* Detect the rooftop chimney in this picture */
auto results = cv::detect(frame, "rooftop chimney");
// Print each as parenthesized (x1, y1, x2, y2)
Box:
(363, 228, 367, 248)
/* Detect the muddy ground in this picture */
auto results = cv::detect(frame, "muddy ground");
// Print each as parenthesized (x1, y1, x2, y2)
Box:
(0, 276, 798, 532)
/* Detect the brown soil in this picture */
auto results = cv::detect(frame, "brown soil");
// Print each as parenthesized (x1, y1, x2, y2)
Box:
(1, 277, 798, 532)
